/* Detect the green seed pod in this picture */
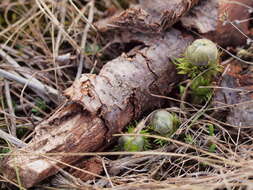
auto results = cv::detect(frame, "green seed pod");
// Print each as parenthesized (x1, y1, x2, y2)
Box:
(150, 110, 178, 136)
(119, 136, 145, 152)
(185, 39, 218, 66)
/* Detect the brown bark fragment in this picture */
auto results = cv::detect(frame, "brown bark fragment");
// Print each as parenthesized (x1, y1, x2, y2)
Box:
(95, 0, 199, 33)
(139, 0, 199, 29)
(213, 60, 253, 127)
(180, 0, 219, 34)
(2, 29, 193, 188)
(181, 0, 253, 46)
(97, 0, 253, 47)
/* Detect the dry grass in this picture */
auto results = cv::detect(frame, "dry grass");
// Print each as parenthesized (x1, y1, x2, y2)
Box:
(1, 0, 253, 189)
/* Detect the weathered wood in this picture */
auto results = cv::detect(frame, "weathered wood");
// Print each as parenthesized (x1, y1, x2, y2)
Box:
(96, 0, 253, 47)
(2, 29, 192, 188)
(95, 0, 199, 33)
(2, 103, 107, 188)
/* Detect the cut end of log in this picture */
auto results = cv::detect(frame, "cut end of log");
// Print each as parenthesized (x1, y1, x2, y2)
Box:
(3, 157, 56, 188)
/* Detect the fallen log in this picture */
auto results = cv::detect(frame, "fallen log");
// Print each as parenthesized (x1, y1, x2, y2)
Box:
(95, 0, 199, 33)
(2, 29, 192, 188)
(96, 0, 253, 47)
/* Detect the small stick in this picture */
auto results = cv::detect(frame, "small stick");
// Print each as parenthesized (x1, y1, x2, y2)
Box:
(0, 49, 58, 97)
(4, 80, 16, 137)
(102, 157, 114, 188)
(0, 69, 58, 98)
(75, 0, 95, 79)
(55, 53, 71, 63)
(0, 44, 29, 60)
(54, 0, 67, 78)
(0, 129, 26, 148)
(68, 0, 97, 32)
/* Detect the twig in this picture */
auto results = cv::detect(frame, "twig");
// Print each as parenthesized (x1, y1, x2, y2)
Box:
(90, 60, 98, 74)
(102, 157, 114, 188)
(1, 7, 42, 47)
(53, 0, 67, 81)
(0, 6, 39, 38)
(55, 0, 67, 56)
(4, 80, 16, 137)
(4, 103, 32, 112)
(51, 169, 86, 188)
(35, 0, 81, 52)
(75, 0, 95, 79)
(0, 129, 26, 148)
(10, 87, 49, 117)
(0, 49, 25, 69)
(0, 49, 58, 97)
(68, 0, 97, 32)
(67, 5, 88, 33)
(0, 69, 57, 98)
(0, 44, 29, 60)
(55, 53, 71, 63)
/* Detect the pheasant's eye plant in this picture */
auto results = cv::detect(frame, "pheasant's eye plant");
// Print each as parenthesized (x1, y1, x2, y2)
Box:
(174, 39, 222, 104)
(185, 39, 219, 66)
(149, 110, 179, 137)
(118, 126, 150, 151)
(119, 136, 145, 152)
(149, 110, 180, 146)
(118, 110, 180, 151)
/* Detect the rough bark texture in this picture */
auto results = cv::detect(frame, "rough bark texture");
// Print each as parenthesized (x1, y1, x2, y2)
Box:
(95, 0, 199, 33)
(2, 29, 192, 188)
(96, 0, 253, 47)
(2, 103, 107, 188)
(181, 0, 253, 46)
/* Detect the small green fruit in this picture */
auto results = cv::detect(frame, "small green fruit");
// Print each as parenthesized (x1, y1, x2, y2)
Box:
(185, 39, 218, 66)
(150, 110, 178, 136)
(119, 136, 145, 152)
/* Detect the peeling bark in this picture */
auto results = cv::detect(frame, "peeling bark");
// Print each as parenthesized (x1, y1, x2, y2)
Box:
(96, 0, 253, 47)
(2, 29, 192, 188)
(95, 0, 199, 33)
